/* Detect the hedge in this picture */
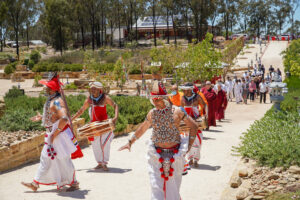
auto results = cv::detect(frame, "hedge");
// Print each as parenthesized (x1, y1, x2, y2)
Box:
(32, 62, 83, 72)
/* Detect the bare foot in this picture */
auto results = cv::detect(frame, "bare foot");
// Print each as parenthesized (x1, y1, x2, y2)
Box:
(94, 164, 102, 169)
(21, 182, 38, 191)
(102, 165, 109, 171)
(66, 182, 79, 192)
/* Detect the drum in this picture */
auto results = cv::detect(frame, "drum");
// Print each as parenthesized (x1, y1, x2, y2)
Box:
(178, 117, 204, 132)
(78, 119, 115, 137)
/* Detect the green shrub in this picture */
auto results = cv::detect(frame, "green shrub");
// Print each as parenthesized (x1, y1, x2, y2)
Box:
(46, 51, 85, 64)
(4, 86, 25, 98)
(30, 50, 41, 64)
(234, 109, 300, 168)
(28, 59, 35, 70)
(128, 64, 141, 74)
(102, 51, 122, 63)
(23, 58, 29, 65)
(0, 94, 152, 134)
(4, 64, 15, 74)
(34, 75, 42, 87)
(0, 52, 14, 60)
(32, 62, 83, 72)
(65, 82, 78, 90)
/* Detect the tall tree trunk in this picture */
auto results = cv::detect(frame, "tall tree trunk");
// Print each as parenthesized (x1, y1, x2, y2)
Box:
(104, 15, 107, 46)
(0, 25, 3, 52)
(110, 21, 113, 46)
(185, 7, 189, 42)
(194, 15, 200, 43)
(81, 24, 85, 50)
(171, 13, 176, 45)
(166, 8, 169, 44)
(59, 25, 63, 56)
(152, 0, 157, 47)
(135, 10, 138, 42)
(118, 17, 121, 48)
(91, 15, 95, 51)
(26, 23, 29, 48)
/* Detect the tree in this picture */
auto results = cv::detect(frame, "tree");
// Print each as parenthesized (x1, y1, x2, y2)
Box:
(177, 33, 221, 82)
(43, 0, 72, 55)
(5, 0, 27, 60)
(114, 59, 126, 91)
(24, 0, 38, 48)
(274, 0, 290, 35)
(0, 1, 7, 52)
(70, 0, 88, 50)
(287, 0, 300, 37)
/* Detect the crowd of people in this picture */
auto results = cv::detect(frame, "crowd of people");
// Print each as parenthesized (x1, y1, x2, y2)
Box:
(21, 65, 281, 199)
(223, 64, 283, 105)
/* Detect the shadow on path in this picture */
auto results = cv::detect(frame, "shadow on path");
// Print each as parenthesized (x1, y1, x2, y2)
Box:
(81, 167, 132, 174)
(25, 189, 90, 199)
(203, 136, 216, 140)
(192, 164, 221, 171)
(204, 129, 223, 133)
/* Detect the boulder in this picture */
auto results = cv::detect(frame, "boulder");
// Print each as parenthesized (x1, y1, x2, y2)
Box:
(268, 174, 279, 180)
(236, 188, 249, 200)
(239, 168, 249, 177)
(288, 166, 300, 174)
(230, 175, 242, 188)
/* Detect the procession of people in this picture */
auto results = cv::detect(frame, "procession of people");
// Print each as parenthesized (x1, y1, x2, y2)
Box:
(21, 71, 234, 200)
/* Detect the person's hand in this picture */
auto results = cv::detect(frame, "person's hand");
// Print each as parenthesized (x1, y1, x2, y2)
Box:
(112, 117, 117, 125)
(30, 112, 42, 122)
(118, 142, 131, 152)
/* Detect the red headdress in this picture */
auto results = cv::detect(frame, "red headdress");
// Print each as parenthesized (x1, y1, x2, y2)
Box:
(39, 73, 63, 91)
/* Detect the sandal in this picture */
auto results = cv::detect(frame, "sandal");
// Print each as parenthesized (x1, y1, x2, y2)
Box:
(66, 182, 79, 192)
(21, 182, 39, 192)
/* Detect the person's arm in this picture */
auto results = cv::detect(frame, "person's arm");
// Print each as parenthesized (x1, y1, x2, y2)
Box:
(50, 98, 69, 143)
(198, 95, 208, 117)
(119, 111, 152, 151)
(30, 111, 42, 122)
(106, 96, 119, 125)
(71, 98, 90, 122)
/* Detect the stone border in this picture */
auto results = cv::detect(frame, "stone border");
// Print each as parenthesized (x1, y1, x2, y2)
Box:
(0, 118, 141, 173)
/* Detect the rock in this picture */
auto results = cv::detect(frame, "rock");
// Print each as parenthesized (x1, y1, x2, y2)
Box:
(288, 178, 296, 182)
(268, 174, 279, 180)
(251, 195, 264, 200)
(279, 179, 288, 184)
(230, 175, 242, 188)
(274, 167, 283, 173)
(288, 166, 300, 174)
(267, 185, 276, 189)
(244, 195, 253, 200)
(236, 188, 249, 200)
(293, 175, 299, 179)
(239, 168, 249, 178)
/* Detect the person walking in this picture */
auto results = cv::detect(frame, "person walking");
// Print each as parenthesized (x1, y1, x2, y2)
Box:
(259, 79, 268, 103)
(249, 79, 257, 102)
(241, 79, 248, 104)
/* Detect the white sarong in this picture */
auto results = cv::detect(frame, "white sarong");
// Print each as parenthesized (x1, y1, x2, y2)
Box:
(187, 131, 203, 162)
(34, 121, 77, 189)
(147, 137, 188, 200)
(91, 132, 114, 165)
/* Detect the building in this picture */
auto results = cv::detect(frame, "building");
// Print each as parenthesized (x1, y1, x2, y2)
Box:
(132, 15, 220, 40)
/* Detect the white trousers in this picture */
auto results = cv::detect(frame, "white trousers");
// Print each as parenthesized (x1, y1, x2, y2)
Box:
(187, 131, 203, 162)
(147, 137, 188, 200)
(91, 132, 114, 165)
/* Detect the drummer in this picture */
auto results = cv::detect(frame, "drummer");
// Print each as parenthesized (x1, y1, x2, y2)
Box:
(72, 82, 118, 171)
(180, 83, 207, 167)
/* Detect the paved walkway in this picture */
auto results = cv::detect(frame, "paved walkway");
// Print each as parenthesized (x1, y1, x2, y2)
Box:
(0, 41, 288, 200)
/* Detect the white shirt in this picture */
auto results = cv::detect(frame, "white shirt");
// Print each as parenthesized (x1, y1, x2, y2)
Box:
(259, 82, 268, 93)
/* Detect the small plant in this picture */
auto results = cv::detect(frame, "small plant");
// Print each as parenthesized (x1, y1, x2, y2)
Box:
(28, 60, 35, 70)
(4, 86, 24, 98)
(4, 64, 15, 75)
(30, 50, 41, 64)
(33, 75, 42, 87)
(65, 82, 78, 90)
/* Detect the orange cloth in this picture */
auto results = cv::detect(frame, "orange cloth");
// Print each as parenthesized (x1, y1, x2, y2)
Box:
(198, 92, 208, 116)
(169, 92, 182, 107)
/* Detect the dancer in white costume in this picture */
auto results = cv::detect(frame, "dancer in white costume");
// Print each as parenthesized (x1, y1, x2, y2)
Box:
(119, 81, 198, 200)
(225, 77, 234, 101)
(72, 82, 118, 171)
(180, 83, 207, 168)
(22, 75, 79, 191)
